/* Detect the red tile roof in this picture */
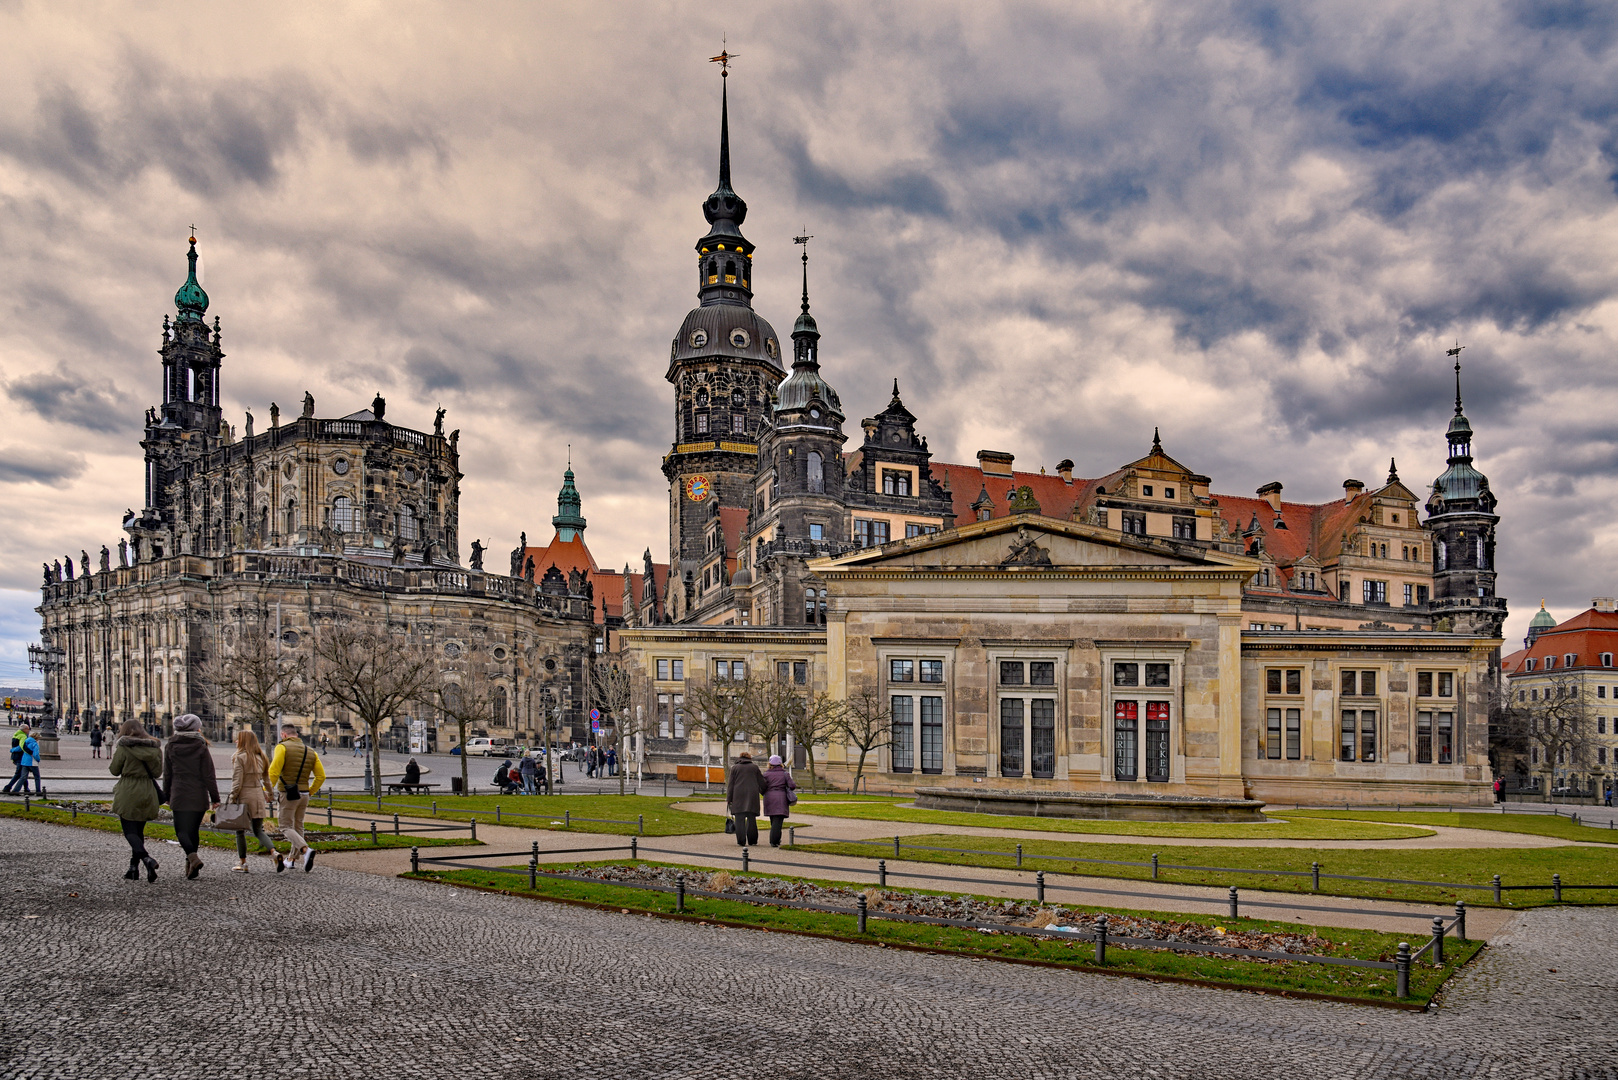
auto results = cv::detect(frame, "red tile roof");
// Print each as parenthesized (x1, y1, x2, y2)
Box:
(1503, 609, 1618, 675)
(930, 462, 1095, 523)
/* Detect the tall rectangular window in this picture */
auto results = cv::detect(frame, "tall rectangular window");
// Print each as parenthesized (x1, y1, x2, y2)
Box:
(920, 697, 944, 774)
(1113, 701, 1138, 780)
(1145, 702, 1170, 781)
(657, 659, 670, 681)
(1417, 671, 1432, 697)
(1000, 699, 1025, 777)
(872, 520, 890, 545)
(1415, 709, 1432, 763)
(1285, 708, 1301, 760)
(1341, 711, 1358, 761)
(672, 694, 685, 737)
(1436, 711, 1453, 764)
(657, 693, 671, 737)
(1030, 699, 1056, 779)
(1404, 583, 1414, 605)
(854, 519, 872, 547)
(793, 661, 807, 685)
(671, 659, 684, 681)
(890, 696, 914, 772)
(1266, 708, 1282, 759)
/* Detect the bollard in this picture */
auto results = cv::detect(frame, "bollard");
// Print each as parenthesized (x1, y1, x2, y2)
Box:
(788, 826, 796, 847)
(393, 813, 400, 836)
(1454, 900, 1467, 942)
(565, 810, 571, 828)
(1492, 874, 1502, 903)
(371, 822, 378, 846)
(23, 795, 29, 811)
(1016, 843, 1023, 869)
(1553, 873, 1562, 902)
(1395, 943, 1411, 998)
(1036, 871, 1046, 904)
(630, 836, 638, 860)
(71, 804, 76, 821)
(376, 793, 382, 812)
(532, 840, 539, 861)
(1228, 886, 1239, 920)
(529, 859, 537, 890)
(1431, 917, 1445, 965)
(741, 848, 750, 874)
(432, 801, 437, 816)
(856, 894, 868, 934)
(1094, 914, 1108, 965)
(878, 859, 887, 888)
(1311, 862, 1321, 892)
(676, 874, 686, 913)
(894, 835, 901, 858)
(638, 814, 644, 836)
(663, 775, 668, 797)
(470, 818, 477, 841)
(327, 805, 333, 827)
(410, 846, 419, 874)
(496, 805, 501, 824)
(1151, 853, 1159, 880)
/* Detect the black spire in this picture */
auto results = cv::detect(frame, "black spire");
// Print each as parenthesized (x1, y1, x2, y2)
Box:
(695, 55, 754, 307)
(718, 70, 732, 192)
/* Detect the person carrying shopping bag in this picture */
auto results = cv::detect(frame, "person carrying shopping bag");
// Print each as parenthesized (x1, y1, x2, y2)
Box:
(224, 730, 277, 872)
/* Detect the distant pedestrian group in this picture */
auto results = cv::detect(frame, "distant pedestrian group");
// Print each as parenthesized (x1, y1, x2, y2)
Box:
(4, 724, 42, 796)
(107, 715, 326, 882)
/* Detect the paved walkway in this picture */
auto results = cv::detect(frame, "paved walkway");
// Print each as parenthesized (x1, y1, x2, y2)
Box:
(2, 817, 1613, 1079)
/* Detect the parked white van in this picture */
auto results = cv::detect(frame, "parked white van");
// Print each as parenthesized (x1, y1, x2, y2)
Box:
(464, 737, 498, 756)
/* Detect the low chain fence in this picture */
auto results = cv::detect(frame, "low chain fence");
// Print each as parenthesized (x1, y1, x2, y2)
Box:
(410, 838, 1464, 999)
(322, 791, 645, 834)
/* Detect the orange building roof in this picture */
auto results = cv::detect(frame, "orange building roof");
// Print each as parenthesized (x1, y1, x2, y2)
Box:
(1503, 609, 1618, 675)
(930, 462, 1095, 524)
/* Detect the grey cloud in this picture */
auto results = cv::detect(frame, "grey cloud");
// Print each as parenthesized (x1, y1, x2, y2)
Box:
(5, 365, 134, 433)
(0, 445, 86, 485)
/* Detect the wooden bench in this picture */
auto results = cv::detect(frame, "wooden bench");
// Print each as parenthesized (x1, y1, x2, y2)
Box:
(386, 782, 436, 795)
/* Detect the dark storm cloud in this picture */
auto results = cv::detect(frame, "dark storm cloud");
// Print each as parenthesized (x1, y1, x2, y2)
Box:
(0, 445, 86, 485)
(5, 365, 134, 433)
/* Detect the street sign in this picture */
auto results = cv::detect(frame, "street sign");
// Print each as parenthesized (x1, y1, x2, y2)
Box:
(589, 708, 601, 721)
(590, 720, 601, 734)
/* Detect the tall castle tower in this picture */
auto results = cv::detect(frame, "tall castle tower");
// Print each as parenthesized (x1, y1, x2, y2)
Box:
(661, 63, 785, 620)
(1425, 350, 1507, 639)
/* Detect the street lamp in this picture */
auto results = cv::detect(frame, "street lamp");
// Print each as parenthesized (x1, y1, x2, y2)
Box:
(27, 642, 65, 760)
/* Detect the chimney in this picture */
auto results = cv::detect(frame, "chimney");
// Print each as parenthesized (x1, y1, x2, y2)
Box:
(1256, 481, 1283, 514)
(1055, 458, 1074, 485)
(1594, 597, 1617, 613)
(977, 450, 1015, 478)
(1343, 478, 1365, 503)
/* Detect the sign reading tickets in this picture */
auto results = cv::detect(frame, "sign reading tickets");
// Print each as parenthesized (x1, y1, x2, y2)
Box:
(685, 474, 711, 502)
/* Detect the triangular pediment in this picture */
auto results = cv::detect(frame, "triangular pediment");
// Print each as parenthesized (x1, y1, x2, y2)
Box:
(813, 514, 1256, 573)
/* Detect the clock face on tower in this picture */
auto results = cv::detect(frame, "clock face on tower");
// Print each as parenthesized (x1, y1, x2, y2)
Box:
(685, 475, 711, 502)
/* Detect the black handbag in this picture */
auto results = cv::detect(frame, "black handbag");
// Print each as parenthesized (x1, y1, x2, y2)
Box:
(724, 816, 736, 834)
(140, 760, 165, 805)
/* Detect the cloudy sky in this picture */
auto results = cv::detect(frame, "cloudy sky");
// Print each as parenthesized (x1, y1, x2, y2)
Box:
(2, 0, 1616, 683)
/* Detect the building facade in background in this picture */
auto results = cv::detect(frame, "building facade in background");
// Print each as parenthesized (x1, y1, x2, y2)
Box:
(1501, 598, 1618, 796)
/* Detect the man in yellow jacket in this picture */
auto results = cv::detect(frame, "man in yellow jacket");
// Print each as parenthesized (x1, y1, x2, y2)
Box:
(268, 724, 327, 873)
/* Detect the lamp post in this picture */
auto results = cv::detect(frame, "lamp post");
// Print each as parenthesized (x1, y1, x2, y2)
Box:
(27, 642, 65, 760)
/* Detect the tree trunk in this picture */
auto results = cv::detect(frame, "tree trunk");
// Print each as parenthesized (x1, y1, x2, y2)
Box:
(371, 720, 384, 800)
(852, 748, 869, 793)
(458, 719, 469, 796)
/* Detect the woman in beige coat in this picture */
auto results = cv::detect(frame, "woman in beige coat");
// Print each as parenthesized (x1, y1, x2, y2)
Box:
(229, 729, 276, 872)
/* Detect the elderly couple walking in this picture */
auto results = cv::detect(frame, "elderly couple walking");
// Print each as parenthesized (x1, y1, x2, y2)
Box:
(107, 716, 326, 881)
(724, 752, 797, 848)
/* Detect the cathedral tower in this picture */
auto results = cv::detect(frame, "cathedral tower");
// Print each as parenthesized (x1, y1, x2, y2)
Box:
(662, 65, 785, 621)
(1425, 350, 1507, 639)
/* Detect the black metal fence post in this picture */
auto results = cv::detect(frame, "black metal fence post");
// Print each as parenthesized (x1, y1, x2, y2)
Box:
(878, 859, 887, 888)
(529, 859, 537, 890)
(370, 822, 378, 846)
(1396, 942, 1411, 998)
(1016, 843, 1023, 869)
(676, 874, 685, 913)
(1431, 917, 1445, 965)
(630, 836, 638, 860)
(1553, 873, 1562, 902)
(327, 804, 333, 827)
(470, 817, 477, 841)
(565, 810, 571, 828)
(393, 813, 400, 836)
(894, 835, 901, 858)
(857, 894, 868, 934)
(1454, 900, 1467, 942)
(410, 846, 419, 874)
(1311, 861, 1321, 891)
(741, 848, 750, 874)
(1036, 871, 1046, 903)
(1151, 853, 1158, 879)
(496, 805, 501, 824)
(1228, 886, 1239, 919)
(1492, 874, 1502, 903)
(638, 814, 644, 836)
(1094, 914, 1108, 965)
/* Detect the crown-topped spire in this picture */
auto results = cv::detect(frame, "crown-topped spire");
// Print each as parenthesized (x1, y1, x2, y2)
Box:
(174, 232, 210, 323)
(552, 464, 587, 541)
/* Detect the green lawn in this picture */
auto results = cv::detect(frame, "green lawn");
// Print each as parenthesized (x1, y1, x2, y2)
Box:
(1283, 809, 1618, 845)
(785, 801, 1434, 840)
(0, 799, 474, 854)
(800, 832, 1618, 907)
(325, 793, 723, 836)
(413, 859, 1479, 1006)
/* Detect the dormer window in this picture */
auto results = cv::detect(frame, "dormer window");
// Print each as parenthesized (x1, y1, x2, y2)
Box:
(1164, 487, 1175, 499)
(1142, 485, 1154, 497)
(882, 470, 911, 496)
(1565, 653, 1578, 669)
(1525, 658, 1536, 671)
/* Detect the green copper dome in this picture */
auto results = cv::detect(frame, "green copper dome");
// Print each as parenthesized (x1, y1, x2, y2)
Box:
(1529, 602, 1556, 630)
(174, 238, 209, 322)
(552, 466, 587, 541)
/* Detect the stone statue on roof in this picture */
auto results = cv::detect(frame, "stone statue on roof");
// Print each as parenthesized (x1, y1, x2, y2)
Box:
(434, 407, 445, 436)
(469, 539, 484, 571)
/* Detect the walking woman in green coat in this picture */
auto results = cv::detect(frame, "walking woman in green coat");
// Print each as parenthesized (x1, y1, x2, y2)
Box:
(108, 719, 163, 881)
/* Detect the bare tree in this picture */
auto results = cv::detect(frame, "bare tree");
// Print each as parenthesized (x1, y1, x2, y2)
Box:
(789, 689, 845, 792)
(313, 620, 439, 796)
(586, 653, 636, 794)
(684, 674, 750, 769)
(1494, 674, 1599, 796)
(195, 621, 312, 746)
(738, 675, 803, 755)
(433, 673, 497, 797)
(836, 680, 892, 793)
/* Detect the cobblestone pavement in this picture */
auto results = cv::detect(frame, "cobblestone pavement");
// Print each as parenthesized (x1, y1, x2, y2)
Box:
(2, 817, 1614, 1080)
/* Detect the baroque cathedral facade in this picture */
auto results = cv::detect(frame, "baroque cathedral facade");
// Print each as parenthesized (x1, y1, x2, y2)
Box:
(621, 74, 1508, 805)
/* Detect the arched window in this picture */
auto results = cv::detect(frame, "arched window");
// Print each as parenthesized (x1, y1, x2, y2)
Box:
(398, 505, 419, 541)
(493, 685, 508, 725)
(1477, 537, 1488, 569)
(707, 259, 718, 283)
(1437, 541, 1447, 570)
(806, 451, 824, 493)
(284, 500, 296, 535)
(724, 260, 736, 283)
(332, 497, 357, 533)
(259, 506, 269, 542)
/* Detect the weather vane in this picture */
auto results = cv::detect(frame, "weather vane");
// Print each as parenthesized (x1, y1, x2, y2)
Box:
(709, 36, 736, 76)
(793, 228, 813, 259)
(1446, 341, 1465, 360)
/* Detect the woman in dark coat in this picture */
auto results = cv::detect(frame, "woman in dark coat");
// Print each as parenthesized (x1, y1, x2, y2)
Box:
(759, 755, 798, 848)
(162, 714, 220, 879)
(108, 719, 163, 881)
(725, 752, 764, 848)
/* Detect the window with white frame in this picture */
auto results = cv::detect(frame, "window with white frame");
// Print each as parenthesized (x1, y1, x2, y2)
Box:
(888, 655, 946, 775)
(1109, 657, 1175, 782)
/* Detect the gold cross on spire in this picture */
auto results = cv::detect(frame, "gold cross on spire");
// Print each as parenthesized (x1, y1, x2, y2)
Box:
(188, 224, 198, 243)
